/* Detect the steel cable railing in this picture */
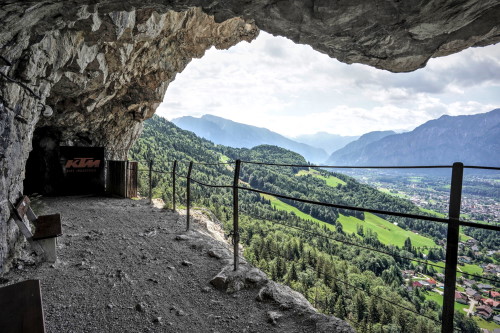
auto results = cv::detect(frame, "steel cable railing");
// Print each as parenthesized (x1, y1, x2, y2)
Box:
(176, 159, 235, 166)
(189, 177, 233, 189)
(456, 272, 500, 285)
(464, 165, 500, 171)
(237, 208, 446, 269)
(128, 157, 499, 333)
(239, 207, 500, 287)
(241, 160, 454, 170)
(239, 185, 452, 225)
(138, 158, 500, 258)
(139, 158, 500, 258)
(241, 184, 500, 233)
(255, 244, 442, 324)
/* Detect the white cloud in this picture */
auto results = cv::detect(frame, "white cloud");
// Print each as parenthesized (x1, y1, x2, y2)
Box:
(157, 32, 500, 137)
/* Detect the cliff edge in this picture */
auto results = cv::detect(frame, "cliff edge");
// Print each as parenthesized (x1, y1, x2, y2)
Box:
(0, 196, 353, 333)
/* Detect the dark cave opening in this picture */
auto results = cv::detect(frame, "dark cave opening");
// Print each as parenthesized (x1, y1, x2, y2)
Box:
(24, 127, 106, 196)
(24, 126, 64, 195)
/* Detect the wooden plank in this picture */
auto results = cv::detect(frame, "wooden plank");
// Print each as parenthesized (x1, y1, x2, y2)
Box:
(0, 280, 46, 333)
(26, 205, 38, 221)
(9, 201, 33, 240)
(32, 214, 62, 240)
(127, 161, 138, 198)
(107, 160, 120, 197)
(16, 196, 31, 219)
(8, 201, 45, 256)
(121, 161, 127, 197)
(107, 160, 133, 197)
(122, 161, 126, 197)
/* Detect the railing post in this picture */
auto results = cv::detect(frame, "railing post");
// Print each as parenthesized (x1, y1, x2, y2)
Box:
(148, 159, 153, 204)
(125, 160, 129, 198)
(233, 160, 241, 271)
(186, 161, 193, 231)
(172, 160, 177, 211)
(442, 162, 463, 333)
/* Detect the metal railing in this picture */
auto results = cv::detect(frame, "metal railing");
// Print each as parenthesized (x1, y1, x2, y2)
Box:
(139, 158, 499, 333)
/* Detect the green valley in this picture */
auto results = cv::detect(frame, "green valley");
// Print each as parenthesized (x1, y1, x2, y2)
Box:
(296, 169, 346, 187)
(262, 193, 437, 250)
(337, 213, 436, 249)
(418, 207, 446, 218)
(260, 193, 326, 225)
(130, 115, 486, 333)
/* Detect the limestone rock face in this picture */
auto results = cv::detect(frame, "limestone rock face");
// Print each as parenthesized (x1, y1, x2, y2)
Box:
(0, 3, 257, 272)
(208, 0, 500, 72)
(0, 0, 499, 272)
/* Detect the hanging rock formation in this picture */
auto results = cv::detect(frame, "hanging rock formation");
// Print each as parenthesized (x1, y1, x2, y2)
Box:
(0, 0, 499, 273)
(0, 3, 258, 272)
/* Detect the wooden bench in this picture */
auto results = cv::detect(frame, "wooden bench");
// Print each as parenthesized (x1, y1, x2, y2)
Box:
(0, 279, 46, 333)
(9, 196, 62, 263)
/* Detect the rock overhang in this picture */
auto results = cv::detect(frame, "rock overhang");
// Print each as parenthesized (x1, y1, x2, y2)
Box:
(0, 3, 259, 273)
(0, 0, 499, 271)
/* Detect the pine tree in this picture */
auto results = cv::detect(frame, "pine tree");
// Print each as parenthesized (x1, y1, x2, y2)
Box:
(404, 237, 413, 253)
(334, 297, 346, 320)
(289, 262, 298, 282)
(367, 296, 379, 324)
(352, 291, 367, 322)
(275, 256, 285, 280)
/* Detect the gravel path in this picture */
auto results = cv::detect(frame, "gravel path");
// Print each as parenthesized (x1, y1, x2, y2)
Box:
(1, 196, 340, 333)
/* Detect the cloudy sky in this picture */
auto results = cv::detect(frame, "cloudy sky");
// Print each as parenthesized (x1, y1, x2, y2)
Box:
(157, 32, 500, 137)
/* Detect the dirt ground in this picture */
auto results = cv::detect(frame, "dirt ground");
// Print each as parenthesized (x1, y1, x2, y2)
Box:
(0, 196, 351, 333)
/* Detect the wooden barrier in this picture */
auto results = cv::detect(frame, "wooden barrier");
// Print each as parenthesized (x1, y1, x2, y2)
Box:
(107, 160, 138, 198)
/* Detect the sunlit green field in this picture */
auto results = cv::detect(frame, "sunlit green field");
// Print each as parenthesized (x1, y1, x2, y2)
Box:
(424, 288, 499, 331)
(457, 263, 483, 276)
(296, 169, 346, 187)
(408, 177, 424, 183)
(261, 193, 437, 249)
(338, 213, 437, 249)
(417, 208, 471, 242)
(423, 292, 469, 312)
(418, 207, 446, 218)
(261, 193, 327, 225)
(219, 154, 231, 162)
(474, 316, 500, 330)
(378, 187, 408, 199)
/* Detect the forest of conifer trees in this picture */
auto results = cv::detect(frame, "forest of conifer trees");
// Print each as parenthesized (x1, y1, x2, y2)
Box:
(130, 116, 484, 332)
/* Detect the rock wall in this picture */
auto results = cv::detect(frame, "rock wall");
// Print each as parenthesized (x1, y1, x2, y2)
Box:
(0, 3, 257, 272)
(1, 0, 499, 271)
(208, 0, 500, 72)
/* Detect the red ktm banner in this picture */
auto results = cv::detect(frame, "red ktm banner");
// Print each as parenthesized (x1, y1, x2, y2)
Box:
(65, 158, 101, 169)
(60, 147, 104, 194)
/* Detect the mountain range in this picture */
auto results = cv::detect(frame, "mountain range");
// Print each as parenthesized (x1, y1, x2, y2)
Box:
(325, 131, 397, 165)
(172, 114, 329, 163)
(327, 109, 500, 167)
(172, 109, 500, 167)
(130, 115, 452, 333)
(292, 132, 359, 155)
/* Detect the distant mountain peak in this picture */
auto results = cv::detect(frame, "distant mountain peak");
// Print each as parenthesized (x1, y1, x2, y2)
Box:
(357, 130, 396, 140)
(171, 114, 329, 163)
(293, 132, 360, 155)
(327, 109, 500, 167)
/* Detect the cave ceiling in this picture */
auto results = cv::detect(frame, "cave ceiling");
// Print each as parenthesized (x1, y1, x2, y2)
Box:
(0, 0, 499, 272)
(2, 0, 499, 72)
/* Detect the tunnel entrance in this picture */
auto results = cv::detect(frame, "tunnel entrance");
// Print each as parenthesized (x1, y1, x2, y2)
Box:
(24, 127, 105, 195)
(24, 127, 63, 195)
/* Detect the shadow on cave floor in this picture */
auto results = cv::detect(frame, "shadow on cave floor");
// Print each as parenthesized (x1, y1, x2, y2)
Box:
(0, 196, 328, 333)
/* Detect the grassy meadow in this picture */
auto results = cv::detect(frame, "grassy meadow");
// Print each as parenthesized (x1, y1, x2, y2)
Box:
(261, 193, 437, 249)
(296, 169, 346, 187)
(337, 213, 437, 249)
